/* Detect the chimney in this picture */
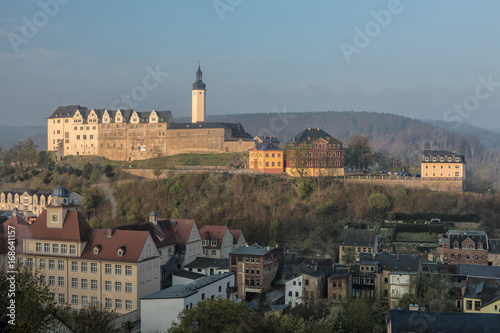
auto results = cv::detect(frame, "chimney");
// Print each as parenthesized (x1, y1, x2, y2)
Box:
(107, 227, 114, 238)
(332, 264, 336, 274)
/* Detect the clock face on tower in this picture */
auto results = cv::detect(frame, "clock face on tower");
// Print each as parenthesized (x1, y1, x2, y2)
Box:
(50, 213, 59, 223)
(193, 92, 197, 96)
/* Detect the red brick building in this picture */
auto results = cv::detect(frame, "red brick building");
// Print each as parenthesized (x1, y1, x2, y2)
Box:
(442, 230, 489, 265)
(229, 245, 283, 301)
(284, 127, 344, 177)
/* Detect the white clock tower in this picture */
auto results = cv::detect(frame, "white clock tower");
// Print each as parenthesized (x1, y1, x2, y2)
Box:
(192, 62, 206, 123)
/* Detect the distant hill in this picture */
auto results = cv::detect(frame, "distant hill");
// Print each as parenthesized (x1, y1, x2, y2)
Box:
(0, 126, 47, 151)
(424, 120, 500, 152)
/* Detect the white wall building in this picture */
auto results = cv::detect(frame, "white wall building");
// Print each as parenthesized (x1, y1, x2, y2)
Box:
(140, 272, 235, 333)
(285, 275, 303, 308)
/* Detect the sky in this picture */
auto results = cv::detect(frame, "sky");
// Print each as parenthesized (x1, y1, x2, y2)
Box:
(1, 0, 499, 129)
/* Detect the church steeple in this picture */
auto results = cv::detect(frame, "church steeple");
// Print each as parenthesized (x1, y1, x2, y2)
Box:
(193, 62, 206, 90)
(192, 62, 206, 123)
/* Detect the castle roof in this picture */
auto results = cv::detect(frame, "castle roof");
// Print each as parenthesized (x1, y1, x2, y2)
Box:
(287, 127, 342, 146)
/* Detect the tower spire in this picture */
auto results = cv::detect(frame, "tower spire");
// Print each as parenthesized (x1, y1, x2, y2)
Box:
(192, 63, 206, 123)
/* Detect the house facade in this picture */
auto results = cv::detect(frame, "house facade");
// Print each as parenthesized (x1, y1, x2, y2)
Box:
(442, 230, 488, 265)
(339, 229, 378, 265)
(248, 143, 284, 174)
(421, 149, 466, 180)
(284, 127, 344, 177)
(199, 225, 235, 259)
(229, 245, 284, 301)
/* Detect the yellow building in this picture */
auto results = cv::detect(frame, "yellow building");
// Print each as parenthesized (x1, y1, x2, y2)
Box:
(463, 281, 500, 314)
(249, 143, 284, 174)
(1, 185, 161, 323)
(421, 150, 466, 180)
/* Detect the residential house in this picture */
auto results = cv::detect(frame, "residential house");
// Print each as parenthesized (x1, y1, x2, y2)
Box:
(141, 273, 235, 333)
(302, 270, 327, 303)
(248, 143, 284, 174)
(328, 265, 352, 304)
(229, 245, 284, 301)
(339, 229, 378, 265)
(442, 230, 488, 265)
(421, 149, 466, 180)
(285, 127, 344, 177)
(199, 225, 235, 259)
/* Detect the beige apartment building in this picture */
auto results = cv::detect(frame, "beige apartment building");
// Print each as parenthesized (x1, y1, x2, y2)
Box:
(0, 186, 161, 322)
(47, 65, 255, 161)
(421, 149, 466, 180)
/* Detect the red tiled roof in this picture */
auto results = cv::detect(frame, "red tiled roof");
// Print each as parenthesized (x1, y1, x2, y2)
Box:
(230, 230, 242, 244)
(158, 219, 196, 244)
(81, 229, 152, 263)
(28, 209, 92, 242)
(199, 225, 229, 249)
(0, 216, 30, 254)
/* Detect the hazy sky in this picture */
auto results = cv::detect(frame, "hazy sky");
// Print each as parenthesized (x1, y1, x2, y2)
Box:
(1, 1, 499, 129)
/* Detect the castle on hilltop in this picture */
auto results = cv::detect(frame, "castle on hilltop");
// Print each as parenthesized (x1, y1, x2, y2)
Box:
(47, 65, 256, 161)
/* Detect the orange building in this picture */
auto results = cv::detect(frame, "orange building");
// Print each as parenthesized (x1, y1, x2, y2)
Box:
(249, 143, 284, 174)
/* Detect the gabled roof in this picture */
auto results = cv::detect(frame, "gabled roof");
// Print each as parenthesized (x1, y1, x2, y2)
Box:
(388, 309, 500, 333)
(48, 105, 88, 119)
(447, 230, 488, 249)
(81, 229, 153, 263)
(113, 222, 175, 248)
(274, 262, 310, 285)
(199, 225, 229, 249)
(230, 230, 243, 245)
(422, 150, 465, 163)
(339, 229, 377, 247)
(157, 219, 197, 245)
(377, 253, 420, 273)
(287, 127, 342, 146)
(29, 209, 91, 242)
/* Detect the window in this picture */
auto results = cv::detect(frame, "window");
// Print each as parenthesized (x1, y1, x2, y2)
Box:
(27, 258, 33, 268)
(39, 259, 46, 269)
(69, 245, 76, 255)
(202, 293, 205, 300)
(105, 281, 111, 291)
(256, 270, 260, 275)
(105, 298, 112, 309)
(126, 283, 132, 293)
(36, 242, 42, 252)
(125, 266, 132, 276)
(305, 279, 309, 286)
(40, 275, 46, 285)
(72, 295, 78, 305)
(295, 292, 299, 297)
(53, 244, 59, 254)
(91, 279, 97, 290)
(338, 281, 342, 288)
(115, 282, 122, 292)
(81, 279, 87, 289)
(58, 277, 64, 287)
(81, 296, 88, 307)
(293, 281, 296, 286)
(289, 291, 292, 296)
(72, 278, 77, 288)
(211, 250, 217, 256)
(58, 260, 64, 270)
(81, 262, 87, 272)
(49, 260, 55, 270)
(91, 263, 97, 273)
(58, 294, 65, 304)
(126, 300, 132, 311)
(61, 244, 67, 254)
(72, 261, 78, 272)
(105, 264, 111, 274)
(49, 276, 55, 286)
(115, 265, 122, 275)
(44, 243, 50, 253)
(91, 297, 97, 306)
(115, 299, 122, 310)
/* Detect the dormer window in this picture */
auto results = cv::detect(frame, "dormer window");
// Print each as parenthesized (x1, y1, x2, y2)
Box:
(211, 240, 217, 246)
(202, 240, 209, 246)
(117, 247, 125, 257)
(172, 221, 178, 227)
(94, 245, 101, 255)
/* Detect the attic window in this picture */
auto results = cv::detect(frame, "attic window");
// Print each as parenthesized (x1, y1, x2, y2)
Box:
(94, 246, 101, 255)
(117, 247, 125, 257)
(172, 221, 178, 227)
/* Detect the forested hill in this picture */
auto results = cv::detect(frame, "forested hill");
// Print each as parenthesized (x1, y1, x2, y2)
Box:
(199, 111, 500, 188)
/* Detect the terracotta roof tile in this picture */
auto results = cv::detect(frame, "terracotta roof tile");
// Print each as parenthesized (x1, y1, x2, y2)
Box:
(81, 229, 151, 263)
(158, 219, 196, 244)
(29, 210, 92, 242)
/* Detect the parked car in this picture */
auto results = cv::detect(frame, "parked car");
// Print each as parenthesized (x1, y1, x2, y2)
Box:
(380, 170, 388, 174)
(413, 173, 421, 177)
